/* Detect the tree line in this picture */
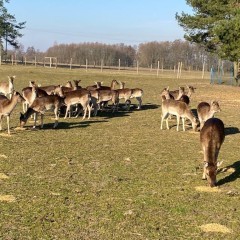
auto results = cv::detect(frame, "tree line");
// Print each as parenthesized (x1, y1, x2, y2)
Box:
(9, 40, 232, 71)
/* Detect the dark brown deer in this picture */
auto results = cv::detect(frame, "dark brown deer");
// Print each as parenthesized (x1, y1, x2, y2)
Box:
(200, 118, 225, 187)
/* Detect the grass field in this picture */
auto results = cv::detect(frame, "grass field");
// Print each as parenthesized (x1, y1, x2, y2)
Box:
(0, 65, 239, 239)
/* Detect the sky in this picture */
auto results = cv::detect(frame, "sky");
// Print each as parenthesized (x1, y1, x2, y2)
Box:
(7, 0, 193, 52)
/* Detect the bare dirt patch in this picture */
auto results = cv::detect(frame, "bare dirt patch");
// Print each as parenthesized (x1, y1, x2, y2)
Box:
(0, 195, 16, 202)
(0, 173, 9, 179)
(195, 186, 221, 193)
(200, 223, 232, 233)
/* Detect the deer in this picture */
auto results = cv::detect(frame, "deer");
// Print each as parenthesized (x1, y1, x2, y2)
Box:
(197, 101, 221, 129)
(97, 89, 119, 112)
(73, 80, 82, 90)
(169, 86, 185, 99)
(160, 99, 198, 131)
(200, 118, 225, 187)
(22, 81, 49, 112)
(54, 85, 91, 119)
(0, 91, 24, 135)
(20, 95, 64, 129)
(0, 76, 15, 99)
(95, 80, 118, 90)
(118, 81, 143, 109)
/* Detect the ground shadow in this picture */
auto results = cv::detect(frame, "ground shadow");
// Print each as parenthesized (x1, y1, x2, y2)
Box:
(225, 127, 240, 136)
(217, 160, 240, 186)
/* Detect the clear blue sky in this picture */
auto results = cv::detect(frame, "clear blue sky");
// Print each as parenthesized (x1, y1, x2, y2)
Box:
(7, 0, 192, 52)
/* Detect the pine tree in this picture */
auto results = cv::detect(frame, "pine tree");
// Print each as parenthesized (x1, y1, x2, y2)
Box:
(0, 0, 26, 50)
(176, 0, 240, 69)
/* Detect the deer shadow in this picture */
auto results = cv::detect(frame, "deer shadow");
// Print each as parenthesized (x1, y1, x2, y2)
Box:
(225, 127, 240, 136)
(217, 160, 240, 186)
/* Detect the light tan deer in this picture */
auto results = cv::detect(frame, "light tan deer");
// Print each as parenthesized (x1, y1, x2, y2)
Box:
(200, 118, 225, 187)
(63, 89, 91, 119)
(197, 101, 221, 129)
(97, 89, 119, 112)
(0, 76, 15, 99)
(0, 91, 24, 134)
(118, 80, 143, 109)
(161, 99, 197, 131)
(20, 95, 64, 129)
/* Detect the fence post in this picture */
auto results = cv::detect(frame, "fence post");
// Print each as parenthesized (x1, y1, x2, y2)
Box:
(70, 58, 72, 70)
(101, 59, 103, 72)
(157, 61, 160, 77)
(11, 55, 13, 65)
(86, 59, 88, 72)
(118, 58, 120, 71)
(136, 61, 139, 74)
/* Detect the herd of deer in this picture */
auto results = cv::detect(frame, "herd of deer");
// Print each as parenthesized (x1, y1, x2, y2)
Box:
(0, 76, 144, 133)
(160, 85, 224, 187)
(0, 75, 226, 187)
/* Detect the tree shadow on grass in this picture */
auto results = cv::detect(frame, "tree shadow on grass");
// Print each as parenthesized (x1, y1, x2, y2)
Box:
(217, 160, 240, 186)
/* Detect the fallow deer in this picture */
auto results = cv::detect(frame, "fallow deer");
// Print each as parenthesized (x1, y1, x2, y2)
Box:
(200, 118, 225, 187)
(197, 101, 221, 129)
(161, 99, 197, 131)
(0, 76, 15, 99)
(97, 89, 119, 112)
(0, 91, 24, 134)
(169, 86, 185, 99)
(118, 80, 143, 109)
(20, 95, 64, 129)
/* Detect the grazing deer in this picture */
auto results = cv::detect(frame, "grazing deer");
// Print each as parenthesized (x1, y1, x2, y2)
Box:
(0, 91, 24, 134)
(0, 76, 15, 98)
(20, 95, 64, 129)
(197, 101, 221, 129)
(200, 118, 225, 187)
(161, 99, 197, 131)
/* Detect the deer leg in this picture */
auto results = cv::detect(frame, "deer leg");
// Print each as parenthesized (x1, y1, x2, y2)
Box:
(0, 115, 3, 131)
(182, 117, 185, 131)
(33, 113, 38, 128)
(136, 97, 142, 109)
(6, 115, 10, 135)
(176, 115, 180, 131)
(87, 104, 91, 119)
(64, 105, 70, 119)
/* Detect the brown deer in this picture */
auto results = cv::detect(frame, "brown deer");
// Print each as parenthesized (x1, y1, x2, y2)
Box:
(200, 118, 225, 187)
(161, 99, 197, 131)
(0, 76, 15, 99)
(0, 91, 24, 134)
(197, 101, 221, 129)
(20, 95, 64, 129)
(97, 89, 119, 112)
(62, 89, 91, 119)
(118, 80, 143, 109)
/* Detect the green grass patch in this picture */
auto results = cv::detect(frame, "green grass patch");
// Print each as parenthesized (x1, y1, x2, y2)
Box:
(0, 65, 239, 239)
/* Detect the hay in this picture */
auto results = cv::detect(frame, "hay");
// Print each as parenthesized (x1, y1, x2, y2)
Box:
(14, 127, 26, 131)
(0, 154, 7, 159)
(195, 186, 221, 193)
(0, 173, 9, 179)
(0, 133, 11, 137)
(200, 223, 232, 233)
(0, 195, 16, 202)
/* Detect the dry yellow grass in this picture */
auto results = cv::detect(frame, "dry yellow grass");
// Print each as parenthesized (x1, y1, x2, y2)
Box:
(0, 173, 9, 179)
(200, 223, 232, 233)
(0, 195, 16, 202)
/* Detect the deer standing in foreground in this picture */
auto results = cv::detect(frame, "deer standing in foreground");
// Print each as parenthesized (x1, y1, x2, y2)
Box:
(20, 95, 64, 129)
(200, 118, 225, 187)
(161, 99, 197, 131)
(197, 101, 221, 130)
(0, 91, 24, 134)
(0, 76, 15, 99)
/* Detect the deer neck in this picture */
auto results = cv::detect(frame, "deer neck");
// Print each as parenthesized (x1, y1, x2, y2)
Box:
(3, 94, 19, 114)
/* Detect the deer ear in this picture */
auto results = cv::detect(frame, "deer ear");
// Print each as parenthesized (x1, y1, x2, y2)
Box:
(166, 86, 169, 90)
